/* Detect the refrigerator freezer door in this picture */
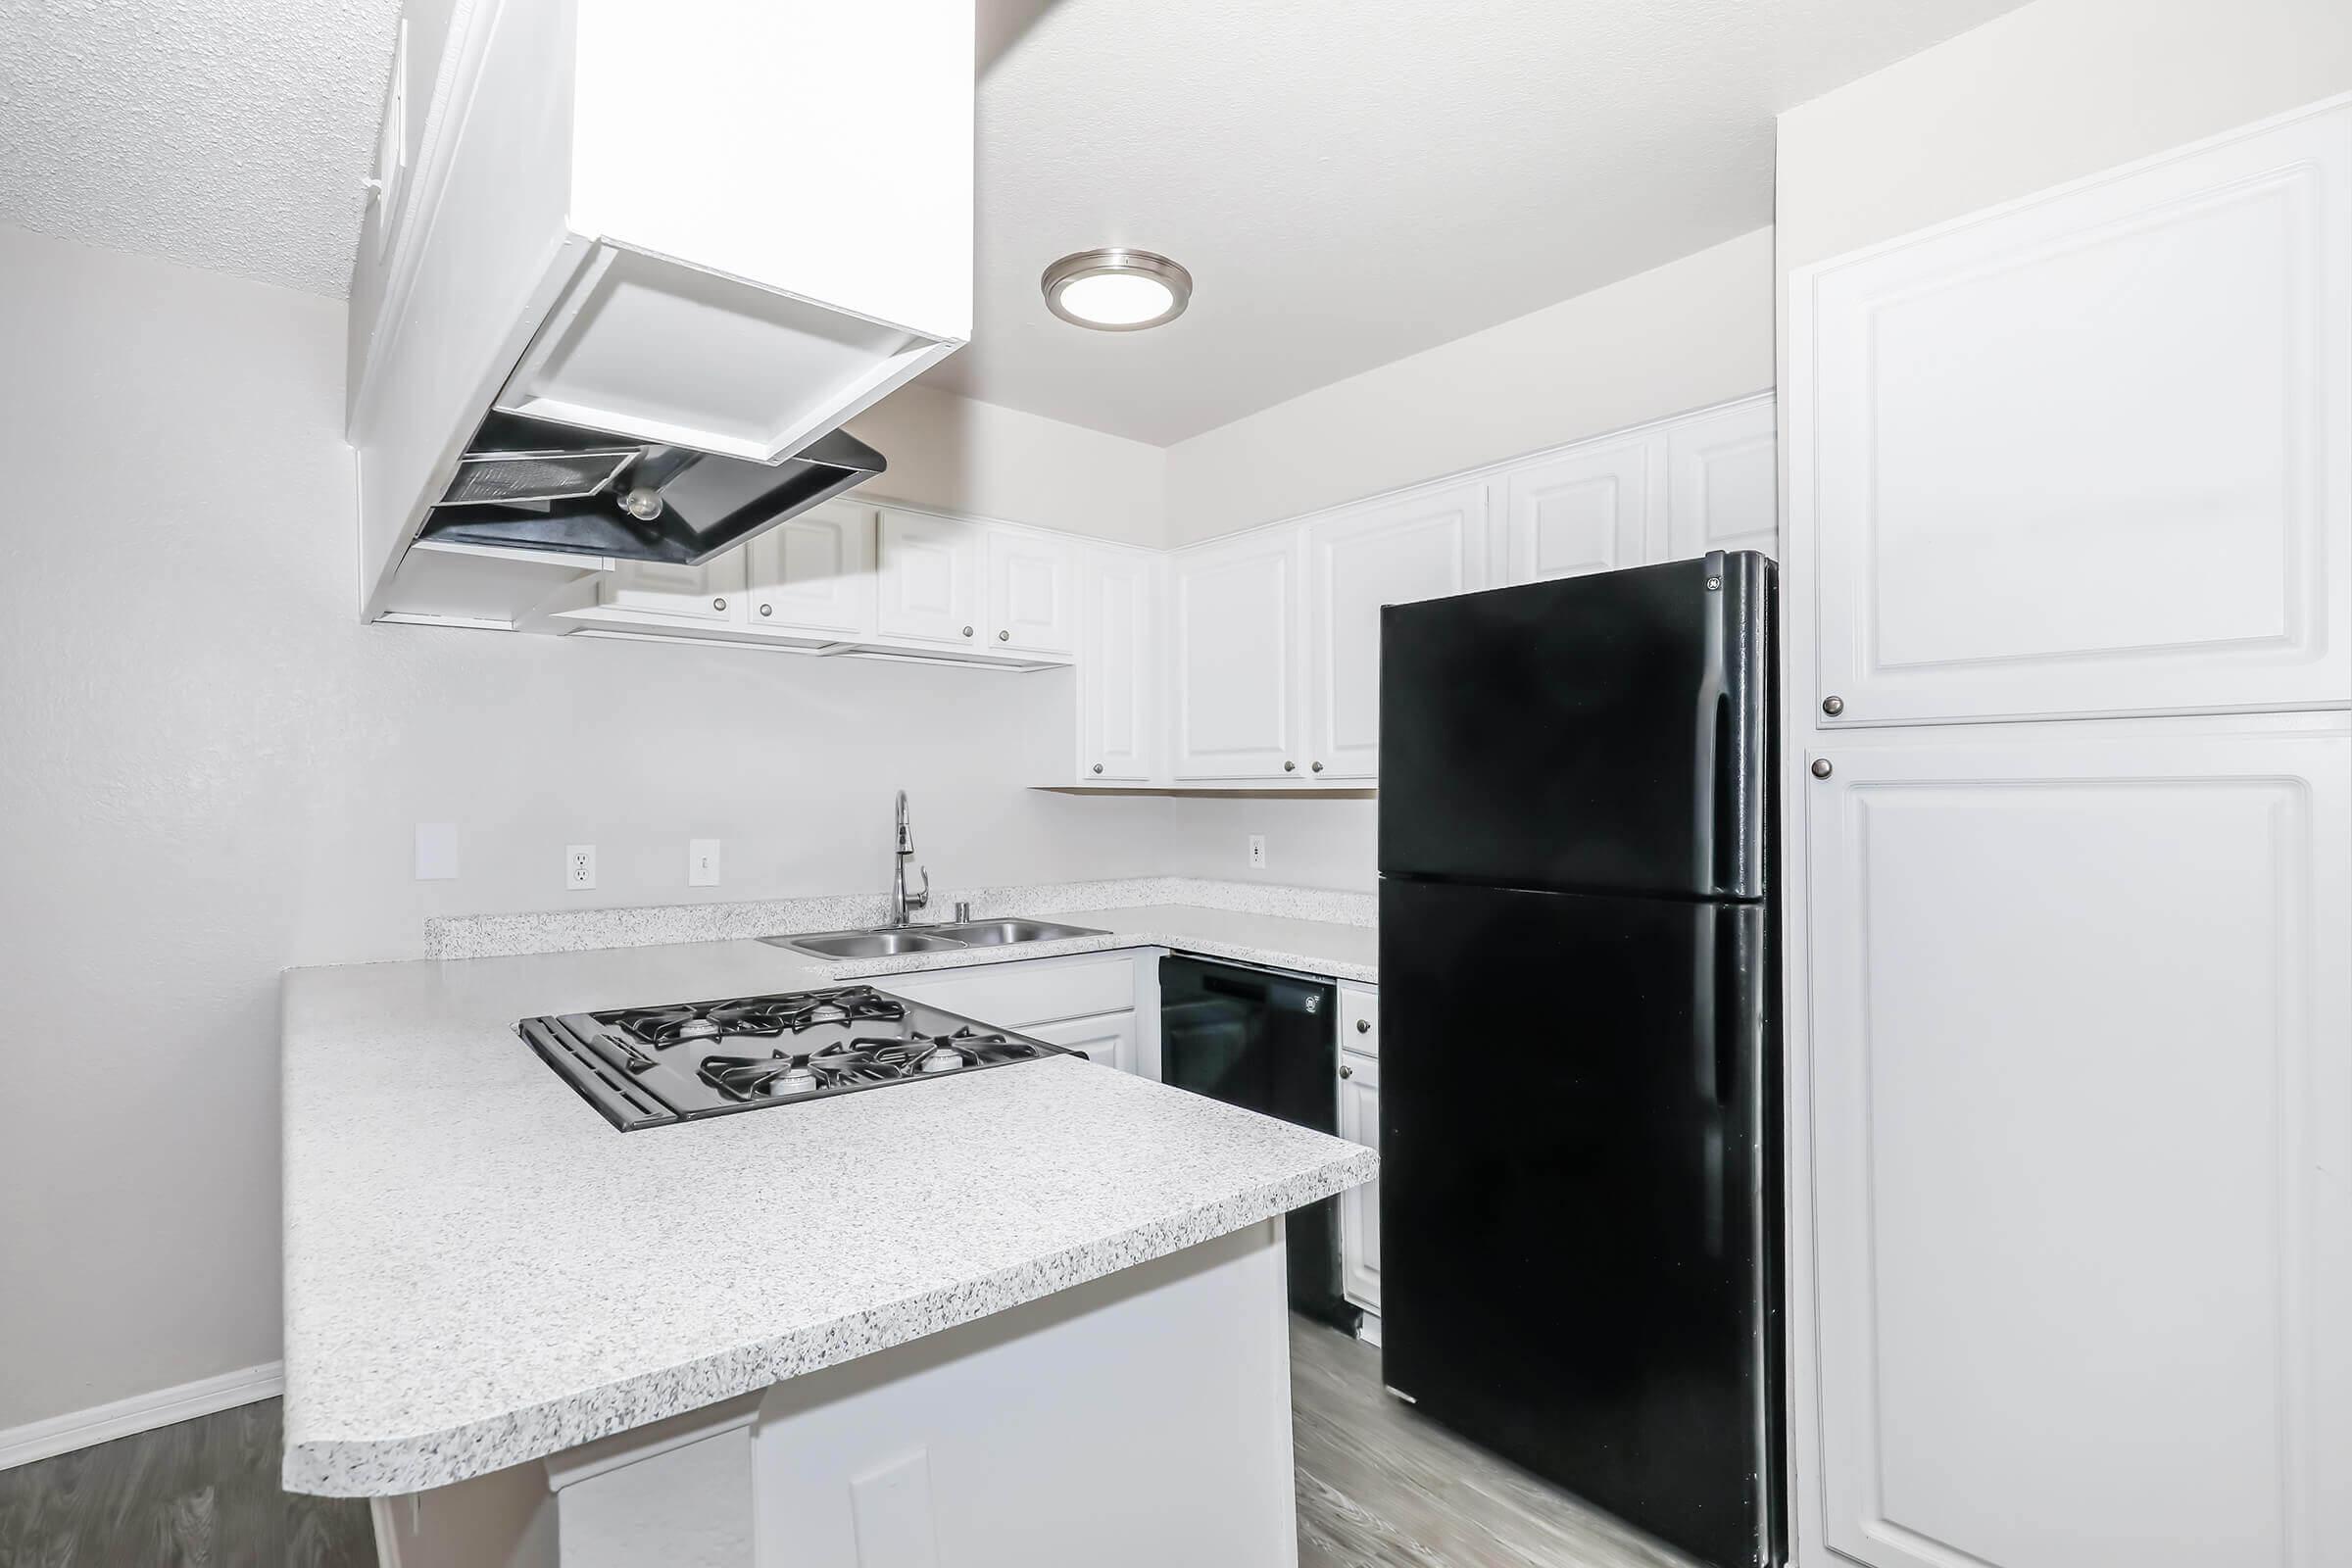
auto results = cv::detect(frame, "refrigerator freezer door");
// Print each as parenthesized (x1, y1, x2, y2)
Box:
(1378, 551, 1772, 901)
(1379, 876, 1780, 1568)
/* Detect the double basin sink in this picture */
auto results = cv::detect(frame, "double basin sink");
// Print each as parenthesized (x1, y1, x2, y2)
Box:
(761, 919, 1109, 960)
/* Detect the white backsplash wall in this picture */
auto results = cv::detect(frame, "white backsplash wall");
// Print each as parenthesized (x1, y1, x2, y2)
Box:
(1150, 795, 1380, 893)
(0, 224, 1205, 1439)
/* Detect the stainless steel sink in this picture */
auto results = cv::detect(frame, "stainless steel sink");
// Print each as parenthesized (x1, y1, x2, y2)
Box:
(929, 919, 1106, 947)
(782, 930, 969, 958)
(761, 919, 1108, 959)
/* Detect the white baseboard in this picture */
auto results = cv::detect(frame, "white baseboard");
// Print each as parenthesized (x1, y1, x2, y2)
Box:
(0, 1361, 284, 1473)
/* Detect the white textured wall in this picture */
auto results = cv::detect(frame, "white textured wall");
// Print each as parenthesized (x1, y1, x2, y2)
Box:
(0, 226, 1193, 1433)
(1162, 227, 1775, 543)
(848, 380, 1168, 544)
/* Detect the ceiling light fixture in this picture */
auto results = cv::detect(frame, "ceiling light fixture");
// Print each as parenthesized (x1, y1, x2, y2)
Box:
(1040, 248, 1194, 331)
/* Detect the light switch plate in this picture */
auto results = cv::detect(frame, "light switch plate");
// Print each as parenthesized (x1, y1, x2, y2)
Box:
(565, 845, 597, 891)
(689, 839, 721, 887)
(414, 822, 458, 881)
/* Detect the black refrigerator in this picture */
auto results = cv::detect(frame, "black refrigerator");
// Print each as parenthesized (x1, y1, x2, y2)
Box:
(1377, 551, 1782, 1568)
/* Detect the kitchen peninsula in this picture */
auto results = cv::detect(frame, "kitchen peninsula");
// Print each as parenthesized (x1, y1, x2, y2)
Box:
(281, 907, 1376, 1567)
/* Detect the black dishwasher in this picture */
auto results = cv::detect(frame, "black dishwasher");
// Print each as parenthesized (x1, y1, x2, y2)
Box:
(1159, 956, 1359, 1332)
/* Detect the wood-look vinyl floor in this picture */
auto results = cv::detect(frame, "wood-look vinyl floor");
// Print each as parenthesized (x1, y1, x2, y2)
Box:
(0, 1398, 372, 1568)
(1291, 1316, 1704, 1568)
(3, 1320, 1693, 1568)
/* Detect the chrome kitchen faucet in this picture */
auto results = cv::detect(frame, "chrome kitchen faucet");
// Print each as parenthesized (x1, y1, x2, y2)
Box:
(889, 790, 930, 927)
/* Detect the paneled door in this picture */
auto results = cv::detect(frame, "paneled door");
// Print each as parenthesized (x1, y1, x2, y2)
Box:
(874, 508, 986, 648)
(599, 551, 748, 623)
(1502, 435, 1659, 586)
(1801, 723, 2351, 1568)
(987, 528, 1075, 655)
(1026, 1011, 1139, 1076)
(1336, 1050, 1380, 1314)
(1172, 529, 1304, 780)
(1304, 483, 1490, 780)
(1793, 101, 2352, 727)
(742, 499, 876, 638)
(1664, 395, 1777, 561)
(1077, 547, 1159, 782)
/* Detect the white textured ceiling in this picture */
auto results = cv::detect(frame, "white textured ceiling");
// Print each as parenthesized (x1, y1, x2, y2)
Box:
(931, 0, 2030, 443)
(0, 0, 403, 298)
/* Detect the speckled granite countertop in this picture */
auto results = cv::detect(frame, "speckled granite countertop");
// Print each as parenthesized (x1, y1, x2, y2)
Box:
(281, 919, 1378, 1497)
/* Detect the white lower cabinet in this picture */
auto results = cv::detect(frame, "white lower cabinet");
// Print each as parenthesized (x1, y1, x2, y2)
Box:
(1800, 723, 2351, 1568)
(1336, 1050, 1380, 1315)
(1026, 1009, 1138, 1076)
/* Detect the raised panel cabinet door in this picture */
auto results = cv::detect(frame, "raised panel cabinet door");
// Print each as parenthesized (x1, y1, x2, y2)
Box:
(1026, 1010, 1138, 1075)
(1502, 435, 1660, 586)
(741, 499, 876, 637)
(987, 528, 1076, 655)
(1801, 724, 2351, 1568)
(1793, 102, 2352, 727)
(874, 509, 986, 647)
(1305, 483, 1490, 780)
(599, 550, 749, 622)
(1077, 548, 1159, 782)
(1172, 530, 1304, 780)
(1664, 396, 1778, 561)
(1337, 1052, 1381, 1314)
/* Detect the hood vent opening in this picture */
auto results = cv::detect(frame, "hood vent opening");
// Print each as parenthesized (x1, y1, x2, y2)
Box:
(417, 411, 884, 565)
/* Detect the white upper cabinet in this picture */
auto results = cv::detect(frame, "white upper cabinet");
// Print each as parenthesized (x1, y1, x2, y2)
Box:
(1792, 102, 2351, 727)
(1173, 530, 1305, 780)
(1503, 435, 1660, 585)
(743, 499, 876, 640)
(1801, 724, 2351, 1568)
(987, 530, 1076, 656)
(1077, 548, 1161, 782)
(599, 552, 747, 624)
(1665, 396, 1778, 561)
(875, 510, 988, 649)
(1304, 484, 1491, 780)
(349, 0, 972, 617)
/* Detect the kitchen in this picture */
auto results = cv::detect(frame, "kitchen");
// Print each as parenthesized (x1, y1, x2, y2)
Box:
(2, 1, 2348, 1566)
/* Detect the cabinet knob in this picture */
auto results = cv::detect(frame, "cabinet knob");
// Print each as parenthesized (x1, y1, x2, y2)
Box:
(1355, 1018, 1371, 1034)
(1339, 1063, 1354, 1080)
(1311, 760, 1325, 773)
(1811, 758, 1835, 779)
(759, 604, 773, 617)
(1283, 760, 1297, 772)
(962, 625, 974, 637)
(998, 629, 1009, 642)
(712, 598, 727, 612)
(1821, 695, 1844, 716)
(1092, 763, 1104, 775)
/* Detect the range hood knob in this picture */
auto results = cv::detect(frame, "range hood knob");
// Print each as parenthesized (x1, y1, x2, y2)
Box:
(618, 486, 664, 522)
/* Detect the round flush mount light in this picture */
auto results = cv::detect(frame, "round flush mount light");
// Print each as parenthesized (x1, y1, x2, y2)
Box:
(1040, 248, 1193, 331)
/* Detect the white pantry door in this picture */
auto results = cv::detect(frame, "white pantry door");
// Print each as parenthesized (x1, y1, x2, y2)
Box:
(1793, 102, 2352, 728)
(1303, 482, 1489, 780)
(1801, 724, 2350, 1568)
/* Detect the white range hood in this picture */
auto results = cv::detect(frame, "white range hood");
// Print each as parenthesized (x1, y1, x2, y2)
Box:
(346, 0, 974, 620)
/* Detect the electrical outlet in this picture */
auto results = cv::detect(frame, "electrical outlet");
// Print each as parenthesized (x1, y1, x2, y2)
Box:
(565, 845, 597, 891)
(1247, 834, 1267, 869)
(689, 839, 721, 887)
